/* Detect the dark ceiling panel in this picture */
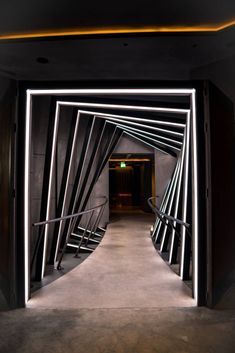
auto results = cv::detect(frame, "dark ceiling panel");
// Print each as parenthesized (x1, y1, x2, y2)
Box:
(0, 0, 234, 34)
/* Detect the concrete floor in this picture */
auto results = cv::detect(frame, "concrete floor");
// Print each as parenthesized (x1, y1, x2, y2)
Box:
(1, 211, 235, 353)
(28, 211, 195, 309)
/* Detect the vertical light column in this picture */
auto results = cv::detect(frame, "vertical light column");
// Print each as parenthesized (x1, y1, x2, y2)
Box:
(54, 111, 81, 264)
(180, 111, 190, 280)
(24, 90, 32, 303)
(191, 90, 199, 304)
(42, 102, 61, 279)
(169, 131, 186, 264)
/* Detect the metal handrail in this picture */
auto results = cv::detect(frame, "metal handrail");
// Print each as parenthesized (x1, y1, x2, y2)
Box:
(32, 196, 108, 272)
(33, 197, 108, 227)
(147, 196, 191, 238)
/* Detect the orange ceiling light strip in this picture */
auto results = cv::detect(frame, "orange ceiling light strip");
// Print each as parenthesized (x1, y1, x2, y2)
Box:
(0, 20, 235, 40)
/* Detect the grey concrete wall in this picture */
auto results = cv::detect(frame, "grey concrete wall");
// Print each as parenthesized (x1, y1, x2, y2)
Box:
(90, 163, 109, 228)
(113, 134, 154, 154)
(92, 134, 177, 222)
(91, 135, 177, 222)
(88, 134, 155, 226)
(154, 150, 177, 208)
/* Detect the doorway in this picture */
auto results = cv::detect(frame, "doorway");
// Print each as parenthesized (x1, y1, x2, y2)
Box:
(109, 154, 154, 213)
(21, 86, 201, 307)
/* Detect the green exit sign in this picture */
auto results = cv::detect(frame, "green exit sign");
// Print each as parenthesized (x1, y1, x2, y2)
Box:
(120, 162, 126, 168)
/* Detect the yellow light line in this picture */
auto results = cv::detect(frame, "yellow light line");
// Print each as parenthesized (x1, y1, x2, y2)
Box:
(0, 20, 235, 40)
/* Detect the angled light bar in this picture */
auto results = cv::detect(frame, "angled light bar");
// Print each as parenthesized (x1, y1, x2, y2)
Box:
(54, 111, 81, 263)
(191, 91, 199, 303)
(42, 102, 61, 279)
(106, 121, 181, 152)
(57, 101, 187, 124)
(154, 161, 180, 242)
(124, 131, 167, 153)
(28, 88, 195, 96)
(106, 120, 182, 148)
(180, 112, 191, 280)
(160, 159, 181, 253)
(79, 112, 184, 137)
(56, 116, 97, 262)
(169, 132, 187, 264)
(75, 109, 186, 141)
(25, 88, 198, 306)
(152, 179, 171, 239)
(109, 122, 183, 146)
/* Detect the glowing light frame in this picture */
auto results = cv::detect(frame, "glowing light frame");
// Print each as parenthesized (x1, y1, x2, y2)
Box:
(24, 88, 198, 306)
(43, 104, 185, 277)
(159, 160, 181, 252)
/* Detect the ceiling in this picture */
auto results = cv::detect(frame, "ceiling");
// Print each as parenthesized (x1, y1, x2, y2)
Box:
(0, 1, 235, 34)
(0, 1, 234, 82)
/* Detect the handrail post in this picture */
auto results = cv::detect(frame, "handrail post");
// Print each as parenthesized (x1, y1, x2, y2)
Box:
(56, 214, 80, 270)
(31, 197, 108, 273)
(30, 224, 46, 273)
(75, 210, 94, 257)
(85, 203, 106, 245)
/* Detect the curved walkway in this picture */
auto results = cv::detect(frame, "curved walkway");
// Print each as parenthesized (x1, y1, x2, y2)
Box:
(28, 211, 195, 309)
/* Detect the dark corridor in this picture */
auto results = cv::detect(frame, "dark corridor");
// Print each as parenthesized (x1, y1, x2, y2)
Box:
(109, 154, 153, 212)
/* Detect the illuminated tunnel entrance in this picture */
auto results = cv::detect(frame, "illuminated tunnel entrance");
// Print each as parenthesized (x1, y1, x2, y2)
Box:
(21, 85, 207, 307)
(109, 154, 154, 212)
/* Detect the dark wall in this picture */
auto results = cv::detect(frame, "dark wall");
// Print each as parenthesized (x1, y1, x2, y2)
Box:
(206, 82, 235, 306)
(0, 76, 16, 308)
(30, 98, 78, 276)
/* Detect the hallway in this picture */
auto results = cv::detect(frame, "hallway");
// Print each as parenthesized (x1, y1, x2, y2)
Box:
(28, 211, 195, 309)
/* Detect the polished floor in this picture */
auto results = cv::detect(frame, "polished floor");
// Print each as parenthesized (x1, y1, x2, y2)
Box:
(1, 211, 235, 353)
(28, 211, 195, 309)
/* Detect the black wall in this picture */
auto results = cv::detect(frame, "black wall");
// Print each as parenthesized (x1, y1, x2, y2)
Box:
(0, 77, 16, 308)
(206, 82, 235, 307)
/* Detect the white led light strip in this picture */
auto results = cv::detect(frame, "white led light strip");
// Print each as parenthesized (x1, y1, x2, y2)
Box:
(45, 106, 185, 276)
(24, 88, 198, 306)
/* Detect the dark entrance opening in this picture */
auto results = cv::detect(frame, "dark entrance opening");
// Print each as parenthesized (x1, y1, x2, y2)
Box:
(109, 154, 154, 213)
